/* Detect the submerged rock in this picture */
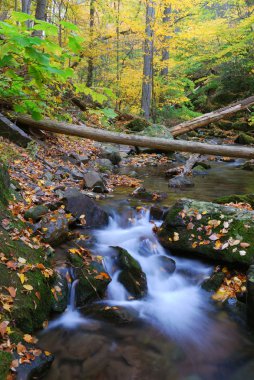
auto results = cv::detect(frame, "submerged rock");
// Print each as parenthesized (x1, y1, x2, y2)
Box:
(157, 198, 254, 265)
(111, 246, 147, 299)
(81, 304, 139, 325)
(63, 188, 109, 228)
(168, 175, 194, 189)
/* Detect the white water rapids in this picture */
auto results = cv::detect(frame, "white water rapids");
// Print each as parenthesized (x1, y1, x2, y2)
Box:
(93, 208, 214, 343)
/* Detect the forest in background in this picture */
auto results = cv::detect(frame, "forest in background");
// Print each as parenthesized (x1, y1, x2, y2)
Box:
(0, 0, 253, 127)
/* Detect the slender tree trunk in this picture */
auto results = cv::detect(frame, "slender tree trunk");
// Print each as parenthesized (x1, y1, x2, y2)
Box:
(141, 0, 156, 120)
(115, 0, 121, 110)
(161, 5, 171, 77)
(21, 0, 31, 14)
(86, 0, 95, 88)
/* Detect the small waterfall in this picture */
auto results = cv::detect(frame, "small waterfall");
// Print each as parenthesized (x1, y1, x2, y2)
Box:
(69, 279, 79, 312)
(94, 207, 214, 344)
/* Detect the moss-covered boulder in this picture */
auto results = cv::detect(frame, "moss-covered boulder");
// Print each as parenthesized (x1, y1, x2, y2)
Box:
(201, 271, 226, 292)
(242, 161, 254, 171)
(140, 124, 173, 139)
(24, 205, 49, 223)
(215, 194, 254, 208)
(235, 133, 254, 145)
(157, 199, 254, 265)
(0, 163, 11, 205)
(111, 246, 147, 299)
(68, 253, 111, 307)
(125, 117, 150, 132)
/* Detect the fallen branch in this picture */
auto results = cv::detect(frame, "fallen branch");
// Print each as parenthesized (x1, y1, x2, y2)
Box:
(169, 96, 254, 137)
(15, 115, 254, 159)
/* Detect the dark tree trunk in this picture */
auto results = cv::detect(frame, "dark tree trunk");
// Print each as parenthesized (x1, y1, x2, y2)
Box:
(161, 6, 171, 77)
(86, 0, 95, 88)
(141, 0, 155, 120)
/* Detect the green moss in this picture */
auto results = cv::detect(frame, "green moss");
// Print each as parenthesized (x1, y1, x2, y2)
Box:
(126, 118, 150, 132)
(158, 199, 254, 265)
(0, 351, 12, 380)
(235, 133, 254, 145)
(215, 194, 254, 208)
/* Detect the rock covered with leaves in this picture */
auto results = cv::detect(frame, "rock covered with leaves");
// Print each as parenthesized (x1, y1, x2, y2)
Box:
(157, 199, 254, 265)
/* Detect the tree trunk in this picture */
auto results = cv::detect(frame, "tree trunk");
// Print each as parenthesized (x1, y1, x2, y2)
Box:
(161, 5, 171, 77)
(141, 0, 155, 120)
(169, 95, 254, 137)
(15, 115, 254, 159)
(86, 0, 95, 88)
(21, 0, 31, 14)
(33, 0, 47, 37)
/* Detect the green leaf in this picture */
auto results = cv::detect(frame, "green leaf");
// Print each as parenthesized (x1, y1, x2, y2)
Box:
(25, 47, 50, 66)
(60, 21, 79, 31)
(101, 108, 118, 119)
(33, 21, 58, 36)
(68, 36, 82, 53)
(12, 11, 35, 23)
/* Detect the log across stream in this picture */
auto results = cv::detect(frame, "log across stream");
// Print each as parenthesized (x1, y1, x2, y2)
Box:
(38, 162, 254, 380)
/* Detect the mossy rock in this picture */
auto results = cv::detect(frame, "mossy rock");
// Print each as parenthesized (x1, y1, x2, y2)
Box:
(241, 161, 254, 171)
(215, 194, 254, 208)
(126, 117, 150, 132)
(111, 246, 147, 299)
(140, 124, 173, 139)
(201, 272, 225, 292)
(0, 162, 11, 205)
(24, 205, 49, 223)
(235, 133, 254, 145)
(0, 351, 12, 380)
(68, 253, 111, 307)
(157, 198, 254, 265)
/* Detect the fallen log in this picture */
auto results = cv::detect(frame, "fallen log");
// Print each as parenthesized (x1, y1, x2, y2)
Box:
(169, 96, 254, 137)
(0, 112, 32, 147)
(15, 115, 254, 159)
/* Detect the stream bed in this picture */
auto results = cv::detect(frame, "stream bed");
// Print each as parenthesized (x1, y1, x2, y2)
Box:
(38, 161, 254, 380)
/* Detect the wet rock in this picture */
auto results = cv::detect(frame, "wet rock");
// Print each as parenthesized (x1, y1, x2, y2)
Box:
(192, 165, 208, 176)
(131, 187, 167, 202)
(154, 256, 176, 277)
(100, 145, 121, 165)
(40, 211, 71, 246)
(158, 198, 254, 265)
(201, 271, 225, 292)
(168, 175, 194, 188)
(63, 188, 109, 228)
(81, 304, 139, 325)
(69, 153, 90, 165)
(242, 160, 254, 171)
(235, 133, 254, 145)
(83, 171, 107, 193)
(51, 272, 69, 313)
(150, 206, 169, 221)
(24, 205, 49, 223)
(15, 350, 54, 380)
(68, 254, 111, 306)
(247, 265, 254, 328)
(111, 246, 147, 299)
(193, 161, 211, 170)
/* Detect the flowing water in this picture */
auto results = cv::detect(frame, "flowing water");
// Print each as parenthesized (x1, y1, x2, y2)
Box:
(39, 161, 254, 380)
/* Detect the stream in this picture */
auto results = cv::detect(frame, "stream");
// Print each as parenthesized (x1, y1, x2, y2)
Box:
(39, 161, 254, 380)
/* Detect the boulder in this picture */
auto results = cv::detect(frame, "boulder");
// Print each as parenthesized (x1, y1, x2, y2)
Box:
(151, 255, 176, 278)
(15, 350, 54, 380)
(192, 165, 208, 176)
(40, 211, 71, 246)
(235, 133, 254, 145)
(131, 187, 167, 202)
(242, 160, 254, 171)
(140, 124, 173, 139)
(126, 117, 150, 132)
(24, 205, 49, 223)
(83, 171, 107, 193)
(157, 198, 254, 265)
(81, 304, 139, 325)
(111, 246, 147, 299)
(201, 271, 226, 292)
(63, 188, 109, 228)
(51, 272, 69, 313)
(68, 253, 111, 307)
(168, 175, 194, 188)
(215, 194, 254, 208)
(94, 158, 114, 171)
(99, 145, 121, 165)
(150, 206, 169, 221)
